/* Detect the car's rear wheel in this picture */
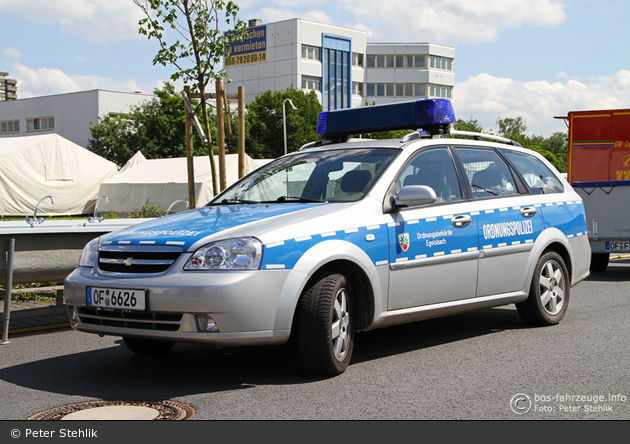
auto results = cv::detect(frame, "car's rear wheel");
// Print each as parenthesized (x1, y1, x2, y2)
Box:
(296, 271, 354, 376)
(123, 336, 175, 355)
(517, 251, 569, 326)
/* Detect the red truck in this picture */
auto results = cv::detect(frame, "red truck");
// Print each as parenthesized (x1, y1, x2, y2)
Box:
(561, 108, 630, 271)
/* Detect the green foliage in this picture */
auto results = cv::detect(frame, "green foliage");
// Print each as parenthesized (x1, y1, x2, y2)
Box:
(6, 282, 60, 302)
(245, 87, 322, 158)
(131, 200, 165, 218)
(454, 117, 484, 133)
(358, 130, 414, 140)
(445, 117, 485, 140)
(492, 116, 568, 172)
(134, 0, 248, 194)
(88, 82, 227, 166)
(134, 0, 246, 88)
(525, 146, 564, 171)
(496, 116, 528, 143)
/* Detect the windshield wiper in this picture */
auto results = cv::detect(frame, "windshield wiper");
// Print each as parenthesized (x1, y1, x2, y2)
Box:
(275, 196, 327, 203)
(208, 198, 260, 206)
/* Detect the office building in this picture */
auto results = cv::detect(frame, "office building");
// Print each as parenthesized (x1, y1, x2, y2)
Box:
(0, 72, 17, 101)
(225, 18, 455, 111)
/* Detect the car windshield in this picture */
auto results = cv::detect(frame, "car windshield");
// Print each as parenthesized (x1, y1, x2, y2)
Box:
(211, 148, 399, 204)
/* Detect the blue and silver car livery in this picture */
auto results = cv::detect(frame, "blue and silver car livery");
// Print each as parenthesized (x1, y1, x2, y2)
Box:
(65, 99, 591, 375)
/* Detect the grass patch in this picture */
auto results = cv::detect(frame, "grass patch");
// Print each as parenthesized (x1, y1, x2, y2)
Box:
(1, 282, 61, 303)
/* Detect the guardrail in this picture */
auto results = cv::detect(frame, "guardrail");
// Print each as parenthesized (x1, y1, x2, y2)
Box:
(1, 238, 66, 344)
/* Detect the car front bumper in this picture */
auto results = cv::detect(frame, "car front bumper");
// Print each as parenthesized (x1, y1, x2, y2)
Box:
(64, 265, 297, 346)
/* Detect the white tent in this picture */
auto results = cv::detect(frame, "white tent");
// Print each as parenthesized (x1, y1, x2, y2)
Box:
(0, 134, 118, 216)
(97, 153, 263, 215)
(118, 150, 147, 173)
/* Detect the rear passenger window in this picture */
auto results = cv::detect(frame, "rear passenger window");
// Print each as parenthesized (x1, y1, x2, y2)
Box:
(456, 148, 518, 198)
(396, 148, 461, 202)
(501, 150, 564, 194)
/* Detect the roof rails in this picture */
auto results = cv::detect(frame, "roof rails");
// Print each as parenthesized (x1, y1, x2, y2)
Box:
(448, 130, 523, 147)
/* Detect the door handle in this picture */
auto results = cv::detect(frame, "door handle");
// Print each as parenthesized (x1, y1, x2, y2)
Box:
(451, 214, 472, 228)
(521, 206, 537, 218)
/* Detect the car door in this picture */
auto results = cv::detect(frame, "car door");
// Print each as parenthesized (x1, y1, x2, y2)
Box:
(454, 147, 546, 297)
(386, 147, 480, 310)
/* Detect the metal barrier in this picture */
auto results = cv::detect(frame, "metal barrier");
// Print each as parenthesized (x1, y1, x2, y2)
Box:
(1, 238, 14, 344)
(2, 238, 66, 344)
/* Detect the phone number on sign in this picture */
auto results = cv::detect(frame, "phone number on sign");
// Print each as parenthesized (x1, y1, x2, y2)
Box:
(225, 51, 266, 66)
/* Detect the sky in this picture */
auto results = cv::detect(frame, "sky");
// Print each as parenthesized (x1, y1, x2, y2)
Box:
(0, 0, 629, 138)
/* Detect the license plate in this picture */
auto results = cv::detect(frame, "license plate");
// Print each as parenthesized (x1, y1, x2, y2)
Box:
(606, 241, 630, 252)
(87, 287, 146, 311)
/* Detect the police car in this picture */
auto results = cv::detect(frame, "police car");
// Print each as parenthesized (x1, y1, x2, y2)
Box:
(65, 99, 591, 375)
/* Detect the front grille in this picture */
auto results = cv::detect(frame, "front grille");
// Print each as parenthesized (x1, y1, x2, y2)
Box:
(76, 307, 183, 332)
(98, 245, 183, 274)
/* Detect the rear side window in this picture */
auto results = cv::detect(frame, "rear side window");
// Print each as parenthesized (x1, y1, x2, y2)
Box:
(501, 150, 564, 195)
(456, 148, 518, 198)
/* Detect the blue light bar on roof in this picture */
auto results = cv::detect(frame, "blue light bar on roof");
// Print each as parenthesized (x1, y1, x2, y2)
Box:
(316, 99, 456, 139)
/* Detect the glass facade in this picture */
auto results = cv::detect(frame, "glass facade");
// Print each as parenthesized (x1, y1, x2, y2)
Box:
(322, 35, 352, 111)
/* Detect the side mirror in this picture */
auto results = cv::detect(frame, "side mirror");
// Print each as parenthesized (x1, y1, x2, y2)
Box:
(394, 185, 437, 208)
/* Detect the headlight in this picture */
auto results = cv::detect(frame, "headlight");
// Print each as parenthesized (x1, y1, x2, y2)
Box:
(79, 237, 100, 268)
(184, 238, 263, 270)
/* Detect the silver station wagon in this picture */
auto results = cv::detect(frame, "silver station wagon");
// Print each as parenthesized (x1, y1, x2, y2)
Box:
(65, 99, 591, 375)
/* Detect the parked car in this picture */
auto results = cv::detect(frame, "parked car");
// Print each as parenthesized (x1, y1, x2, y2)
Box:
(65, 99, 591, 375)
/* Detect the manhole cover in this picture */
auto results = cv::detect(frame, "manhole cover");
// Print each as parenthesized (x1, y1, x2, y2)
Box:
(28, 400, 195, 421)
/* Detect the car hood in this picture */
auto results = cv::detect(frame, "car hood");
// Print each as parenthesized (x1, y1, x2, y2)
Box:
(101, 203, 332, 250)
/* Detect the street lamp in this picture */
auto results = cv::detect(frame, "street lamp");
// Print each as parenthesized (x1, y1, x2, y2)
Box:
(283, 98, 298, 155)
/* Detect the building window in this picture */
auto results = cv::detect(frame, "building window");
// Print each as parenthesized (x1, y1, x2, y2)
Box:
(366, 83, 428, 97)
(352, 82, 363, 96)
(365, 54, 432, 68)
(430, 56, 453, 71)
(1, 119, 19, 134)
(301, 45, 321, 61)
(352, 53, 364, 67)
(27, 116, 55, 132)
(429, 85, 452, 98)
(302, 76, 321, 91)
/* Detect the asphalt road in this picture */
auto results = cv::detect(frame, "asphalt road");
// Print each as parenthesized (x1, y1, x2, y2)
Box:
(1, 259, 629, 421)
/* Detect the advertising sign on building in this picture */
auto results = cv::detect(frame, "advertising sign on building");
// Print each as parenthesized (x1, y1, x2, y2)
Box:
(225, 25, 267, 67)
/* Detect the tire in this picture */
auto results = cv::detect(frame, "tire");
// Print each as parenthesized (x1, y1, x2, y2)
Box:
(590, 253, 609, 272)
(123, 336, 175, 355)
(296, 272, 354, 376)
(517, 251, 570, 326)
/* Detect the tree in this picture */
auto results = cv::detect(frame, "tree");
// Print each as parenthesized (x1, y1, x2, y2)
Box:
(494, 116, 567, 171)
(88, 83, 208, 166)
(134, 0, 247, 194)
(540, 131, 568, 155)
(246, 87, 322, 159)
(454, 117, 484, 133)
(496, 116, 528, 145)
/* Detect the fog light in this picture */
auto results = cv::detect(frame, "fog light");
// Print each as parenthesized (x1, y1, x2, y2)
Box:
(196, 315, 219, 332)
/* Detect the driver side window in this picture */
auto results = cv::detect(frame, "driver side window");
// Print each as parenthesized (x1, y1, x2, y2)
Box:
(396, 148, 462, 203)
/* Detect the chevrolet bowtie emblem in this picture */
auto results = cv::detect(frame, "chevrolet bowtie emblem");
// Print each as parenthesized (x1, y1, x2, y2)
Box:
(122, 257, 136, 266)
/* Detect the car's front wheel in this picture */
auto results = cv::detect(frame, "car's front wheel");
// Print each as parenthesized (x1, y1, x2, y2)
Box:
(296, 271, 354, 376)
(122, 336, 175, 355)
(517, 251, 570, 326)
